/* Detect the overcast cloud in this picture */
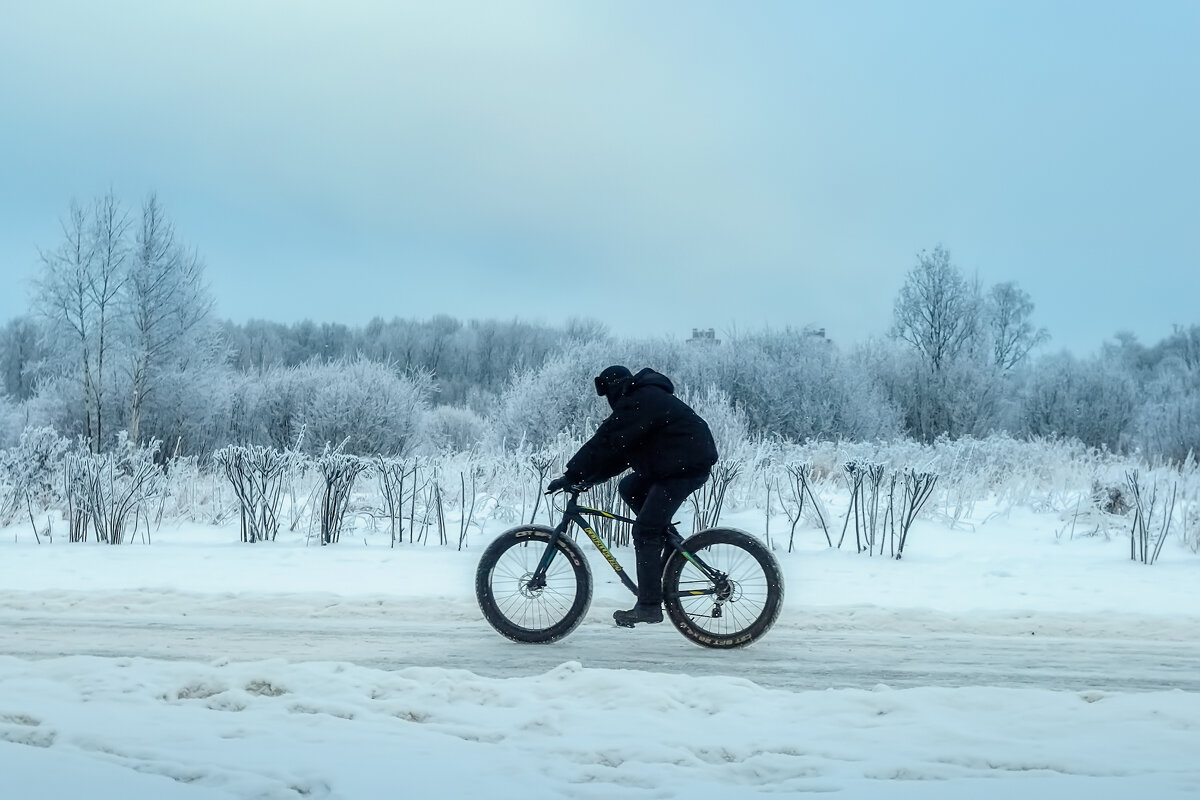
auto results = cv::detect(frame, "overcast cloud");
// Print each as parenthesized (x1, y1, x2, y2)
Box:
(1, 0, 1197, 354)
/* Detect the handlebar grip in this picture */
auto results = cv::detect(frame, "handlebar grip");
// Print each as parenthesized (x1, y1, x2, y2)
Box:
(545, 482, 592, 496)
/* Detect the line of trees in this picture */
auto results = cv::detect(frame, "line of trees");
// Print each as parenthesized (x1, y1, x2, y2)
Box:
(8, 191, 217, 455)
(2, 194, 1199, 463)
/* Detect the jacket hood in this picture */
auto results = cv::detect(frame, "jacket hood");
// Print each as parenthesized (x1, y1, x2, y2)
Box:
(629, 368, 674, 395)
(605, 367, 673, 408)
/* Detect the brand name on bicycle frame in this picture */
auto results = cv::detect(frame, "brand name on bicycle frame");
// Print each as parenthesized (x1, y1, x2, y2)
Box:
(581, 526, 624, 573)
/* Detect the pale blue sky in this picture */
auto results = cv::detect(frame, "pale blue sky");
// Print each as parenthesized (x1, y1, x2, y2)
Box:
(1, 0, 1196, 355)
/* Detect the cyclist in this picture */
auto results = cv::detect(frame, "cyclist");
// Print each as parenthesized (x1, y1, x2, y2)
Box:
(546, 365, 718, 627)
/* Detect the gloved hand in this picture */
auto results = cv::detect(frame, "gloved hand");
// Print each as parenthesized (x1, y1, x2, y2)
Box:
(545, 476, 571, 494)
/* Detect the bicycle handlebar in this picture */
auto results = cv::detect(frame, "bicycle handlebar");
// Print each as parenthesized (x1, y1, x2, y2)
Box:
(544, 482, 593, 496)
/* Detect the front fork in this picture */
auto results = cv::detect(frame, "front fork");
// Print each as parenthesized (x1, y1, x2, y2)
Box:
(527, 529, 563, 592)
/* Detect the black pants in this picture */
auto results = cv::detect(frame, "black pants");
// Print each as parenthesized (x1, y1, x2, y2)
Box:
(617, 471, 710, 605)
(618, 470, 710, 541)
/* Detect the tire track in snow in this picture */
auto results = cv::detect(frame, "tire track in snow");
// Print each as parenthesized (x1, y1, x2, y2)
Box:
(2, 590, 1197, 694)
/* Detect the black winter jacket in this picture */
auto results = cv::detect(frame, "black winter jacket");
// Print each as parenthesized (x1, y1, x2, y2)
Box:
(564, 368, 718, 485)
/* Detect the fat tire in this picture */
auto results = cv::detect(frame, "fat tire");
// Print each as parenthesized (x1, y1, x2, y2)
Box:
(663, 527, 783, 648)
(475, 525, 593, 644)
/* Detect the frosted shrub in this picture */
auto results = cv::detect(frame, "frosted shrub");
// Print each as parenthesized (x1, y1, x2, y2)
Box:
(929, 437, 990, 528)
(837, 460, 888, 551)
(780, 462, 831, 550)
(64, 434, 164, 544)
(1125, 470, 1176, 564)
(1022, 352, 1137, 452)
(423, 405, 487, 453)
(690, 460, 742, 532)
(157, 454, 224, 523)
(482, 437, 579, 526)
(740, 435, 1136, 548)
(1183, 497, 1200, 554)
(446, 451, 498, 550)
(1091, 480, 1131, 516)
(0, 426, 70, 539)
(893, 469, 939, 559)
(381, 455, 455, 545)
(678, 384, 748, 465)
(302, 358, 433, 457)
(375, 455, 414, 546)
(1135, 384, 1200, 465)
(150, 366, 241, 458)
(489, 348, 612, 451)
(315, 447, 372, 545)
(375, 456, 455, 545)
(675, 329, 903, 442)
(261, 366, 316, 451)
(214, 444, 306, 543)
(0, 397, 19, 450)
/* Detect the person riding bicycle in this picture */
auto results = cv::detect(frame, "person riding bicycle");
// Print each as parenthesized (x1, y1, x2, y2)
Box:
(546, 365, 718, 627)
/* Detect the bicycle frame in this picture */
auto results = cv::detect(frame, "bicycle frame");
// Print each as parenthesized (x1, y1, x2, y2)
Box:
(530, 486, 724, 600)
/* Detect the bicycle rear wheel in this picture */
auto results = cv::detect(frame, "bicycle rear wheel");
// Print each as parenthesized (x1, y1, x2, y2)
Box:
(475, 525, 593, 644)
(663, 527, 783, 648)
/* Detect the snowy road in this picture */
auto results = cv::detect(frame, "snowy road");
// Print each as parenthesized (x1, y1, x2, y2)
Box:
(2, 590, 1196, 694)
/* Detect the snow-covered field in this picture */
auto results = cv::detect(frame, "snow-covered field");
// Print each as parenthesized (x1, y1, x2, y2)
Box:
(2, 501, 1198, 798)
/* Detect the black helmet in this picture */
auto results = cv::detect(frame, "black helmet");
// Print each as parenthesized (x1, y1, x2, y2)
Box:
(593, 365, 632, 396)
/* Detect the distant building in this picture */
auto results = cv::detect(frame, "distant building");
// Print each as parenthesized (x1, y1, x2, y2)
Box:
(688, 328, 720, 345)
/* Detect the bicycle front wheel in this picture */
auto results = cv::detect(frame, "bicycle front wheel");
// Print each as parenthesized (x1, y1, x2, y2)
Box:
(475, 525, 593, 644)
(664, 527, 783, 648)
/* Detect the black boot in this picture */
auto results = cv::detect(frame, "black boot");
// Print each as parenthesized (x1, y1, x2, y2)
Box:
(614, 536, 666, 627)
(613, 602, 663, 627)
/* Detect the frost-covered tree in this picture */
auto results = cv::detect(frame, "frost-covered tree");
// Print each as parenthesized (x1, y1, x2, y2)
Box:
(31, 191, 220, 455)
(985, 281, 1048, 371)
(870, 341, 1003, 443)
(302, 358, 433, 456)
(253, 364, 316, 451)
(676, 384, 749, 461)
(1022, 351, 1137, 451)
(1157, 325, 1200, 371)
(221, 314, 577, 408)
(34, 193, 131, 452)
(85, 191, 131, 451)
(490, 345, 614, 451)
(223, 371, 270, 446)
(34, 200, 100, 448)
(222, 318, 289, 373)
(1102, 332, 1157, 381)
(424, 405, 488, 453)
(0, 316, 43, 401)
(147, 360, 238, 457)
(1134, 373, 1200, 462)
(228, 358, 432, 456)
(123, 193, 215, 445)
(886, 247, 1049, 442)
(891, 245, 981, 374)
(681, 328, 901, 442)
(1130, 339, 1200, 462)
(0, 398, 16, 449)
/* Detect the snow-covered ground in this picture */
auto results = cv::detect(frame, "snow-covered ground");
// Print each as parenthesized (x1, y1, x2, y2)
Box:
(1, 502, 1198, 798)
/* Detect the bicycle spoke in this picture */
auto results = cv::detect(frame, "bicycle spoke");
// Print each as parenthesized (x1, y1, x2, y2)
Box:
(490, 543, 579, 631)
(477, 523, 594, 644)
(674, 541, 771, 638)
